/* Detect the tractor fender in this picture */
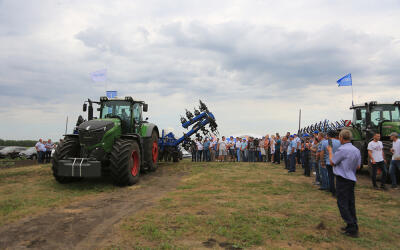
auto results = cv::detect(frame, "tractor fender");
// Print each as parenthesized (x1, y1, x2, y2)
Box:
(141, 123, 159, 138)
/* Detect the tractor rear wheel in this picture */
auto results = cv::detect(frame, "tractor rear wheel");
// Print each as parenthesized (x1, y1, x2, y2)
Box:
(52, 136, 81, 183)
(110, 139, 141, 186)
(146, 130, 159, 172)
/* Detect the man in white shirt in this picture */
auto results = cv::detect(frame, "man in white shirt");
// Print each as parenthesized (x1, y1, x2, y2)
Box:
(389, 132, 400, 189)
(217, 136, 228, 162)
(196, 139, 203, 162)
(35, 139, 46, 164)
(367, 133, 387, 189)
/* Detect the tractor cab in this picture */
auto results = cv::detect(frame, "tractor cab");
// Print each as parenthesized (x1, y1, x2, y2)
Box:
(351, 101, 400, 140)
(83, 96, 148, 134)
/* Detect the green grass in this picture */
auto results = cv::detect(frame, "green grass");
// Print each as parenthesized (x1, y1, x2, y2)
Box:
(115, 160, 400, 249)
(0, 164, 118, 226)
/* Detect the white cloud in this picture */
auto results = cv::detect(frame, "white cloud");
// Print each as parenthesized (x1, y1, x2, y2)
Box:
(0, 0, 400, 140)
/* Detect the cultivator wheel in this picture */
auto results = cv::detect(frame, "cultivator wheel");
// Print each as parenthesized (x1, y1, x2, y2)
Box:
(146, 130, 159, 172)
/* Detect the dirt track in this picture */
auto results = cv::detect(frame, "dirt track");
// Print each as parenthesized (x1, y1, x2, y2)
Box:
(0, 166, 184, 250)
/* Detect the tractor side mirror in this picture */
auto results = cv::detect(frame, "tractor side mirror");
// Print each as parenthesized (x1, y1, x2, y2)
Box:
(83, 103, 87, 112)
(143, 104, 148, 112)
(355, 109, 362, 120)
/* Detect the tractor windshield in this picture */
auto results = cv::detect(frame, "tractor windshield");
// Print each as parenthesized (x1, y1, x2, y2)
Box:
(101, 101, 132, 127)
(371, 105, 400, 126)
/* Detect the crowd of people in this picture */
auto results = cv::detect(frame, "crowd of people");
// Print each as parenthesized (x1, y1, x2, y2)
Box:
(189, 130, 400, 238)
(35, 139, 56, 164)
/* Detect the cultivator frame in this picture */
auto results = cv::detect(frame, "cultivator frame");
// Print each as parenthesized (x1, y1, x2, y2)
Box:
(158, 100, 218, 162)
(298, 119, 346, 135)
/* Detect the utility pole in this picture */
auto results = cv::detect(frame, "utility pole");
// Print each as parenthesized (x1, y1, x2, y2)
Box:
(65, 116, 68, 135)
(298, 109, 301, 133)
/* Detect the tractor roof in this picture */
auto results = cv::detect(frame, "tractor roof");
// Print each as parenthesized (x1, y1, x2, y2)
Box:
(100, 96, 145, 104)
(350, 101, 400, 109)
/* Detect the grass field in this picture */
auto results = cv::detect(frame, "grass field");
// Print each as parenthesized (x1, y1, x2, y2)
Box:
(112, 160, 400, 250)
(0, 164, 118, 226)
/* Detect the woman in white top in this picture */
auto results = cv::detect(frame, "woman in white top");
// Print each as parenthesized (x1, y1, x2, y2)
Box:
(270, 135, 276, 162)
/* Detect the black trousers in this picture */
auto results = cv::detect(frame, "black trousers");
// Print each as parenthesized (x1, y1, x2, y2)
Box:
(274, 150, 280, 164)
(371, 161, 387, 187)
(326, 165, 336, 195)
(303, 150, 310, 176)
(336, 175, 357, 228)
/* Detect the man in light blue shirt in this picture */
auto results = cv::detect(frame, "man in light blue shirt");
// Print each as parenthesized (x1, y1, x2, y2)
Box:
(288, 135, 297, 172)
(240, 138, 248, 162)
(330, 129, 361, 238)
(317, 133, 329, 190)
(322, 130, 342, 196)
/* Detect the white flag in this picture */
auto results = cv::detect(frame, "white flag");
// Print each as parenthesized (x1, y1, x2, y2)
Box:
(90, 69, 107, 82)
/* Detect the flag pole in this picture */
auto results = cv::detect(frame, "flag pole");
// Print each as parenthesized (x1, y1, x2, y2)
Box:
(351, 84, 354, 106)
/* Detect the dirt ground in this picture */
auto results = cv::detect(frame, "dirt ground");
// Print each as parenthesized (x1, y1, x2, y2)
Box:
(0, 165, 185, 250)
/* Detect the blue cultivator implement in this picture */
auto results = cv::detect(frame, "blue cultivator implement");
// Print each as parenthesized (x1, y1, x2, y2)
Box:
(158, 100, 218, 162)
(298, 119, 346, 135)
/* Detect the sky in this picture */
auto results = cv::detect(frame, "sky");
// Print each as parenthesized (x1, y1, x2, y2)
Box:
(1, 0, 400, 140)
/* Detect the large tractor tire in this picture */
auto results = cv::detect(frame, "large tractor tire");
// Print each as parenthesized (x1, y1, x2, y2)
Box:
(110, 139, 141, 186)
(145, 130, 159, 172)
(52, 137, 81, 183)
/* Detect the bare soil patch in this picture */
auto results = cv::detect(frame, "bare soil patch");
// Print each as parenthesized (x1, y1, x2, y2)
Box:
(0, 164, 184, 249)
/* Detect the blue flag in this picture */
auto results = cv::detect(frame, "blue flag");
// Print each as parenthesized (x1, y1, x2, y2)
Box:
(337, 73, 352, 86)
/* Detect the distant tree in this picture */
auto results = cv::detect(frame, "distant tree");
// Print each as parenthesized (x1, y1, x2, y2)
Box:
(0, 139, 37, 147)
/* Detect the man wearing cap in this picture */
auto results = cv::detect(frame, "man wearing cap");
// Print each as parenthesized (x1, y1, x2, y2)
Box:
(323, 130, 342, 196)
(389, 132, 400, 188)
(367, 133, 387, 190)
(330, 129, 361, 237)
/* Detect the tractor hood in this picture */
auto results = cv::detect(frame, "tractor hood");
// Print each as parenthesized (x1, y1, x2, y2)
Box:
(78, 119, 115, 132)
(78, 119, 116, 151)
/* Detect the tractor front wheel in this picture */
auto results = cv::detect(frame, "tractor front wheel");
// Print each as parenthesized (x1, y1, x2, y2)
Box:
(110, 139, 141, 186)
(52, 136, 81, 183)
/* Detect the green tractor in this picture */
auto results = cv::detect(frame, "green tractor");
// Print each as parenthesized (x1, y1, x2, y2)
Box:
(52, 96, 159, 186)
(346, 101, 400, 174)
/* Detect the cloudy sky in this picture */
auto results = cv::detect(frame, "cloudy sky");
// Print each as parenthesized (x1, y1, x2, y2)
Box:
(1, 0, 400, 140)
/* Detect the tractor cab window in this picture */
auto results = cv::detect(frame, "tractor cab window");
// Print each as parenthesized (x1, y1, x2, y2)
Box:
(353, 108, 366, 128)
(101, 101, 132, 131)
(371, 105, 400, 125)
(133, 103, 142, 124)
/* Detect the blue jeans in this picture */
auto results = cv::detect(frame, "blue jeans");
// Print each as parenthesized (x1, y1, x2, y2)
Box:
(390, 160, 400, 186)
(248, 150, 255, 162)
(203, 150, 210, 161)
(243, 150, 248, 162)
(289, 153, 296, 172)
(319, 163, 329, 189)
(237, 149, 241, 162)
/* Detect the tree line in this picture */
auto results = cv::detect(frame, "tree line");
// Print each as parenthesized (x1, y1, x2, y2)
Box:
(0, 139, 37, 147)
